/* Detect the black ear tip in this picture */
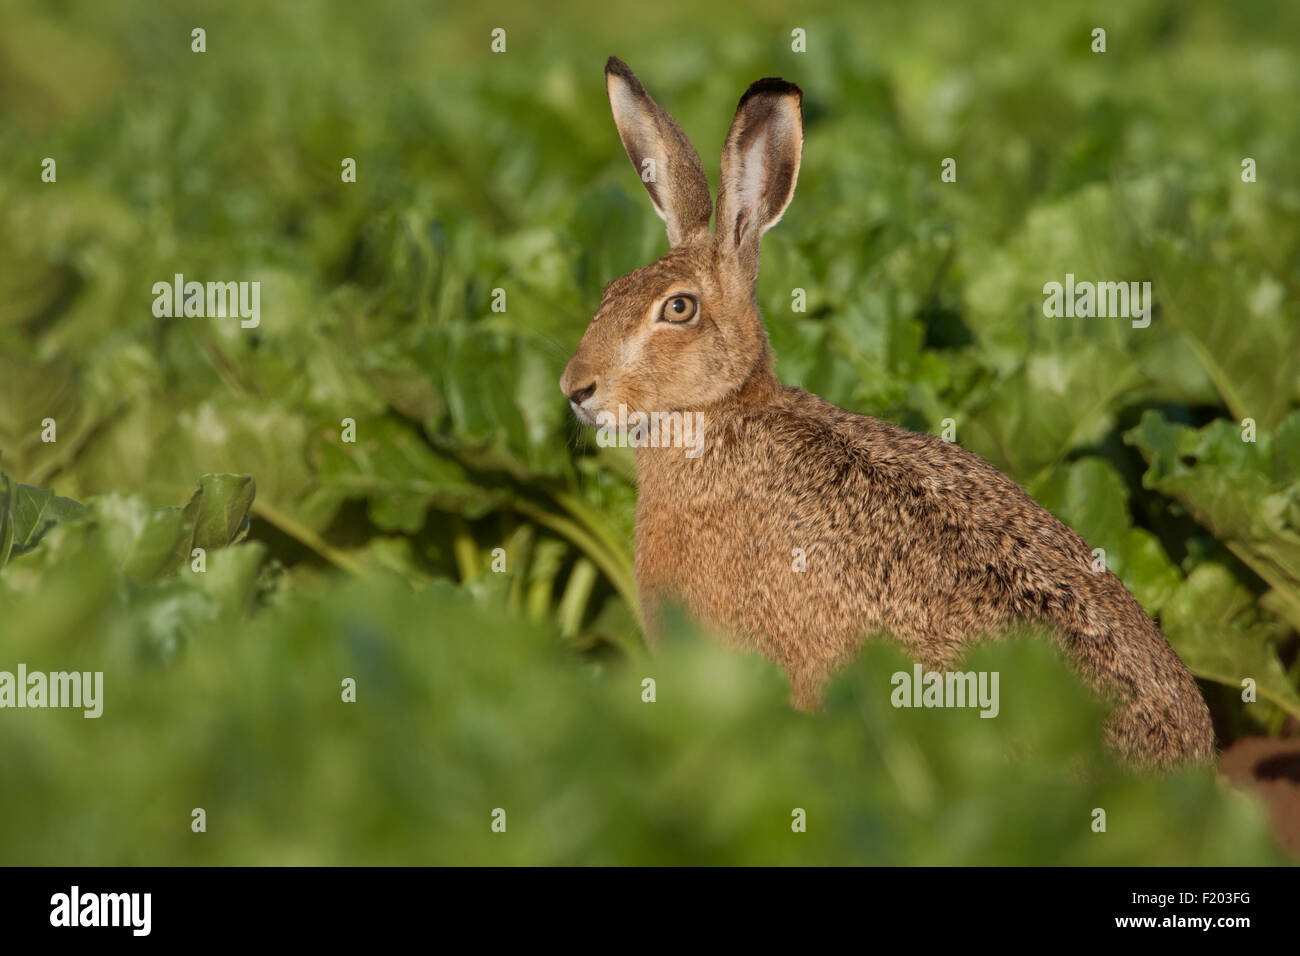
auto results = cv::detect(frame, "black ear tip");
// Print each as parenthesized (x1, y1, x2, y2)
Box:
(606, 56, 633, 79)
(738, 77, 803, 108)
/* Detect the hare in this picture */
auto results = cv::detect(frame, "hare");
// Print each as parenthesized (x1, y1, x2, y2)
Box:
(560, 57, 1215, 768)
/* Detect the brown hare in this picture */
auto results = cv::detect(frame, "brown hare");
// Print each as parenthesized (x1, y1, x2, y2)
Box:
(560, 57, 1215, 768)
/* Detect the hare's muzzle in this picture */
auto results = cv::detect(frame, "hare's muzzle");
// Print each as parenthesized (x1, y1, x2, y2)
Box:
(567, 381, 597, 406)
(560, 363, 600, 425)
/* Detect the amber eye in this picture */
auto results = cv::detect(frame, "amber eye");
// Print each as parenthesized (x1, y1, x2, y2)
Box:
(660, 294, 698, 323)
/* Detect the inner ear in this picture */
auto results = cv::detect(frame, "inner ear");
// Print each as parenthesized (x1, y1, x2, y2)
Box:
(715, 79, 803, 274)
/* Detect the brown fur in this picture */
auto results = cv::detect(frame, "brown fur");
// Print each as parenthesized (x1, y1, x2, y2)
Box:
(561, 58, 1214, 768)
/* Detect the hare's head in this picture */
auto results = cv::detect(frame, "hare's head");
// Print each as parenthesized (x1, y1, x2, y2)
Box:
(560, 58, 803, 423)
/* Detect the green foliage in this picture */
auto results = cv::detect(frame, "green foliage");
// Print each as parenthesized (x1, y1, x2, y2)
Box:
(0, 571, 1284, 864)
(0, 473, 86, 569)
(0, 0, 1297, 862)
(0, 469, 269, 663)
(1127, 412, 1300, 723)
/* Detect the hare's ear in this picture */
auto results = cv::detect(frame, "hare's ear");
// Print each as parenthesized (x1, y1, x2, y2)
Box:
(714, 78, 803, 282)
(605, 57, 712, 247)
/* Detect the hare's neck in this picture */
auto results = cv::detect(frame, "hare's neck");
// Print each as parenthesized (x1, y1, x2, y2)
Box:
(632, 363, 780, 478)
(725, 360, 782, 410)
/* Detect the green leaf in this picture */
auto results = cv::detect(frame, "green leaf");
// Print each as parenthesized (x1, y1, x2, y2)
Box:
(1126, 410, 1300, 632)
(961, 345, 1143, 480)
(1137, 231, 1300, 429)
(121, 505, 190, 586)
(181, 474, 257, 552)
(0, 473, 87, 569)
(1030, 457, 1181, 613)
(314, 418, 504, 533)
(1160, 562, 1300, 721)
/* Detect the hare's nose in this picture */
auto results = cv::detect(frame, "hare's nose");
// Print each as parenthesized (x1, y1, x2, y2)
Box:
(567, 382, 597, 405)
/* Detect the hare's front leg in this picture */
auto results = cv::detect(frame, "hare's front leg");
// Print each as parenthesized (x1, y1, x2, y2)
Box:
(788, 676, 826, 712)
(783, 651, 839, 712)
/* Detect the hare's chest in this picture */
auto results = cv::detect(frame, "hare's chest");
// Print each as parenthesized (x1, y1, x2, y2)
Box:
(634, 468, 794, 623)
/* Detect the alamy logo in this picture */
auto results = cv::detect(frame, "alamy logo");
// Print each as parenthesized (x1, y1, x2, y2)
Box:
(152, 273, 260, 328)
(0, 665, 103, 718)
(890, 664, 1000, 718)
(595, 404, 705, 459)
(1042, 273, 1152, 328)
(50, 886, 151, 936)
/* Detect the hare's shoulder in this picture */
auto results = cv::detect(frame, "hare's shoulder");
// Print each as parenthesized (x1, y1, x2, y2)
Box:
(757, 389, 982, 476)
(745, 389, 1095, 567)
(752, 388, 1057, 519)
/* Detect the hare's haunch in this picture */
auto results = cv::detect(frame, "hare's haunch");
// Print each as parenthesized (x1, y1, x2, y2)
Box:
(561, 57, 1214, 768)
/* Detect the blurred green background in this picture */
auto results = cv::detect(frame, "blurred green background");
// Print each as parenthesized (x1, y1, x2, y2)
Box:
(1, 0, 1298, 863)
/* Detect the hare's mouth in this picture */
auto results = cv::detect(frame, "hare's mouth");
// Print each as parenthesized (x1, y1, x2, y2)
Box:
(569, 400, 599, 426)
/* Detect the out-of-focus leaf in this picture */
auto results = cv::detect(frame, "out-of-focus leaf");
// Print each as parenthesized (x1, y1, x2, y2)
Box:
(1126, 411, 1300, 632)
(182, 474, 256, 551)
(0, 474, 87, 567)
(1031, 457, 1181, 613)
(314, 418, 505, 533)
(121, 505, 189, 586)
(0, 573, 1284, 864)
(1161, 562, 1300, 721)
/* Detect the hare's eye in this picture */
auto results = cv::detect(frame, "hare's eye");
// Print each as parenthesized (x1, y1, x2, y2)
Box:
(660, 295, 698, 323)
